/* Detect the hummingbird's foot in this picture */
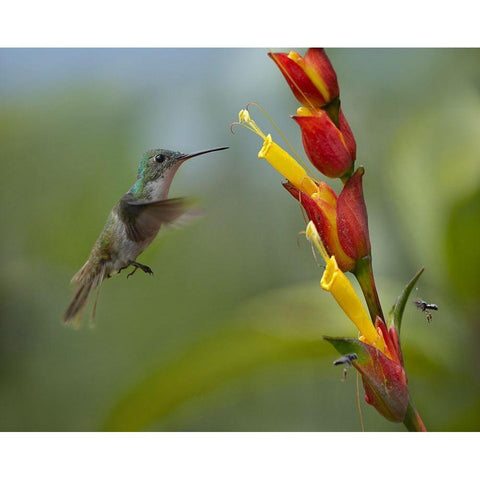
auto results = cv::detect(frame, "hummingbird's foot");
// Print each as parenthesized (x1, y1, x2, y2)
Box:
(127, 261, 154, 279)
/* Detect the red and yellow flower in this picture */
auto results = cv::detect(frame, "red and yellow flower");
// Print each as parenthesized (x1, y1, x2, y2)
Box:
(239, 107, 369, 272)
(236, 108, 416, 425)
(234, 47, 427, 430)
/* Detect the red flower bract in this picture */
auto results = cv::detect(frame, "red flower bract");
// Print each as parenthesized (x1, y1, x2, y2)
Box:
(337, 167, 371, 260)
(283, 181, 356, 272)
(268, 48, 339, 108)
(293, 108, 356, 178)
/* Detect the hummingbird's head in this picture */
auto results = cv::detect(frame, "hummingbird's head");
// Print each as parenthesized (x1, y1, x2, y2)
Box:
(132, 146, 229, 200)
(138, 148, 185, 182)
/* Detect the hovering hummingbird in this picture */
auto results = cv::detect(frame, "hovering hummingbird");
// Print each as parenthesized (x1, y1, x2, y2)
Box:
(64, 146, 229, 324)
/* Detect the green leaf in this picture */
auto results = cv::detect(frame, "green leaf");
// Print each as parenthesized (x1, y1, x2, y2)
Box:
(387, 267, 424, 334)
(322, 336, 370, 362)
(104, 328, 327, 431)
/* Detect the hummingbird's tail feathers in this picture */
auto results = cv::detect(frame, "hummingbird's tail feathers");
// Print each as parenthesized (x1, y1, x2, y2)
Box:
(63, 261, 107, 325)
(63, 283, 93, 325)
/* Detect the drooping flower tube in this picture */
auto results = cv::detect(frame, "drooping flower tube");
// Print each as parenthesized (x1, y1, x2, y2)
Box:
(305, 222, 388, 356)
(236, 109, 318, 197)
(268, 48, 339, 108)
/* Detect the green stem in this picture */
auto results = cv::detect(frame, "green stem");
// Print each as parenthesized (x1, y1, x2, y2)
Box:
(403, 401, 427, 432)
(354, 256, 384, 322)
(322, 96, 340, 127)
(340, 162, 355, 184)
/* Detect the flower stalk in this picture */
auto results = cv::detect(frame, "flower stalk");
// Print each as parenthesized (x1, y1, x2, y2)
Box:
(353, 255, 384, 322)
(403, 401, 428, 432)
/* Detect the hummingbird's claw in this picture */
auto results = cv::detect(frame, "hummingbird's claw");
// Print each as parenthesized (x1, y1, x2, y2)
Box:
(126, 267, 138, 279)
(127, 261, 154, 279)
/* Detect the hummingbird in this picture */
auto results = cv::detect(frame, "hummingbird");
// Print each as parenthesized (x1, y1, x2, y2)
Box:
(64, 145, 229, 324)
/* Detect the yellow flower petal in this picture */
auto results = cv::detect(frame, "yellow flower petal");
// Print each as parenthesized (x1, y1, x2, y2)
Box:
(258, 135, 318, 196)
(321, 256, 390, 357)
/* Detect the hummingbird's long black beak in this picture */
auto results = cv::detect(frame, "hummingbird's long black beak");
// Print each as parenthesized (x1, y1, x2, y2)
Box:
(179, 146, 229, 161)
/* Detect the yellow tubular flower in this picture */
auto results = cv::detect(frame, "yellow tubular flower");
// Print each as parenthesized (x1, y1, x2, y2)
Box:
(238, 109, 318, 197)
(258, 135, 318, 196)
(305, 222, 390, 358)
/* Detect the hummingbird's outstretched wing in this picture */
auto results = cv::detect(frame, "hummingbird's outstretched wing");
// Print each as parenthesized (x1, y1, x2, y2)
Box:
(119, 195, 194, 243)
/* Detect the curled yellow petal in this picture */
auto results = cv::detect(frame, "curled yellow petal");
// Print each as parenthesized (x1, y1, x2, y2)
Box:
(258, 135, 318, 196)
(321, 256, 390, 357)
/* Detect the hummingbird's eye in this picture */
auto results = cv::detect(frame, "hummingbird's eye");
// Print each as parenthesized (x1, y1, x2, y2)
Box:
(154, 153, 166, 163)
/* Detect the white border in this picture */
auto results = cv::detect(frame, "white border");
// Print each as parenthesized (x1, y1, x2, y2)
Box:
(1, 432, 479, 479)
(2, 1, 479, 47)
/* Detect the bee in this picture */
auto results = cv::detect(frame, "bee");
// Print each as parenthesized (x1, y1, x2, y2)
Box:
(333, 353, 358, 381)
(413, 298, 438, 323)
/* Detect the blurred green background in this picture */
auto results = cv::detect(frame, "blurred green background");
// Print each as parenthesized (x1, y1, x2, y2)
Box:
(1, 49, 479, 431)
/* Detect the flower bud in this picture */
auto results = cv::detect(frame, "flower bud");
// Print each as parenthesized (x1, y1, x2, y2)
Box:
(293, 107, 356, 178)
(268, 48, 339, 108)
(360, 347, 409, 422)
(336, 167, 371, 260)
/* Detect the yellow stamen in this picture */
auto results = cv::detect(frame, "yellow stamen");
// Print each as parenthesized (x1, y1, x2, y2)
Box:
(238, 109, 267, 139)
(258, 135, 318, 197)
(306, 222, 390, 358)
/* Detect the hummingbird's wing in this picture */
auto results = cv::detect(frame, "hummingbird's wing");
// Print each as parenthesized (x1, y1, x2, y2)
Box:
(119, 195, 193, 242)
